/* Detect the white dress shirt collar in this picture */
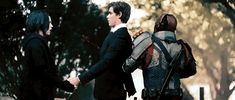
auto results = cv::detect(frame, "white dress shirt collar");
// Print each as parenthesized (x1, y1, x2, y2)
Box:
(111, 23, 127, 33)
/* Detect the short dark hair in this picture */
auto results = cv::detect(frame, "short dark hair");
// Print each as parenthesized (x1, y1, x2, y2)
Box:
(26, 10, 49, 33)
(108, 1, 131, 23)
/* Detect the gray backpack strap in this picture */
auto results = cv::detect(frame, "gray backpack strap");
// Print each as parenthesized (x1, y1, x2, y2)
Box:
(131, 32, 152, 60)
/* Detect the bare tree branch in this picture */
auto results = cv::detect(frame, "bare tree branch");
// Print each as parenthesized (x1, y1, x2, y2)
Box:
(229, 85, 235, 96)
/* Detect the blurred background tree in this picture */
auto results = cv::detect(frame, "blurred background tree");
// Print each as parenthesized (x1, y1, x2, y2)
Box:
(0, 0, 109, 99)
(0, 0, 25, 99)
(0, 0, 235, 100)
(127, 0, 235, 100)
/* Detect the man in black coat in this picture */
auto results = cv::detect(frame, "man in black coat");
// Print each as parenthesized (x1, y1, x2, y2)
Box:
(19, 10, 76, 100)
(69, 1, 136, 100)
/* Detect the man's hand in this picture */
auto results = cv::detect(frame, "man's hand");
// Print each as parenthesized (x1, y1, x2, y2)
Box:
(67, 77, 80, 88)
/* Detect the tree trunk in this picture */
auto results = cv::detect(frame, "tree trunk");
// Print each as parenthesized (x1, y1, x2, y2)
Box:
(216, 50, 230, 100)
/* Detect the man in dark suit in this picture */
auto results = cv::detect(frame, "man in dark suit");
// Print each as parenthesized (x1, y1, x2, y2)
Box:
(69, 1, 136, 100)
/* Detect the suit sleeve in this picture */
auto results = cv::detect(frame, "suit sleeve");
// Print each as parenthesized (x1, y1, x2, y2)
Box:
(79, 32, 129, 84)
(28, 39, 74, 92)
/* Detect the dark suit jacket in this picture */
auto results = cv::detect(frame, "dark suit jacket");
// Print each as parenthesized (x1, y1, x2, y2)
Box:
(79, 27, 136, 100)
(19, 33, 74, 100)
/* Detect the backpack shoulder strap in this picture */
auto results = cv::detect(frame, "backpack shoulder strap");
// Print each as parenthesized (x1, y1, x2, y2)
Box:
(152, 36, 172, 63)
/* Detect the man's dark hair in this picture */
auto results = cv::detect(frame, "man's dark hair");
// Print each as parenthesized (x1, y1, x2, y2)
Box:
(108, 1, 131, 23)
(26, 10, 49, 33)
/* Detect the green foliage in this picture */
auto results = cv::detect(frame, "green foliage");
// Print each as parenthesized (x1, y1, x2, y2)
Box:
(0, 0, 109, 99)
(0, 1, 25, 99)
(2, 0, 233, 99)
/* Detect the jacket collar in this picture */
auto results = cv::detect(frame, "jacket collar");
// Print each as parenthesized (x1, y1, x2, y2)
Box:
(111, 23, 127, 33)
(22, 32, 46, 50)
(153, 31, 176, 42)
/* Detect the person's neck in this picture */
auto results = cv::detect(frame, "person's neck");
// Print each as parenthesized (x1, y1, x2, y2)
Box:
(111, 20, 122, 29)
(111, 23, 126, 32)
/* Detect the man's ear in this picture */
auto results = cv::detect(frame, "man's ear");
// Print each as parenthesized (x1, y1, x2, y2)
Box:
(118, 12, 122, 18)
